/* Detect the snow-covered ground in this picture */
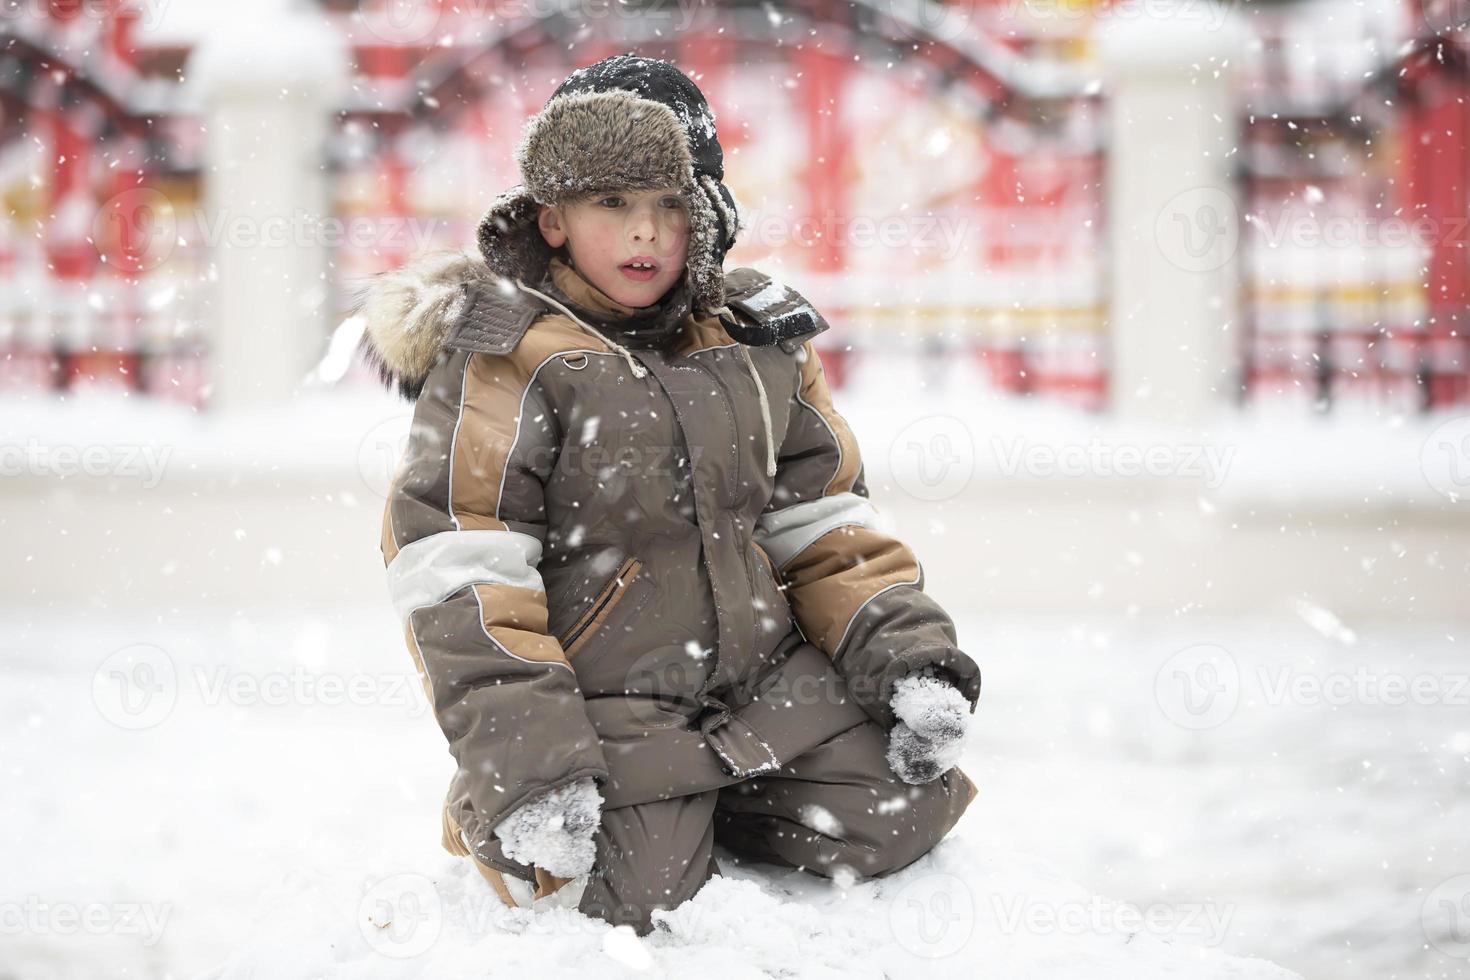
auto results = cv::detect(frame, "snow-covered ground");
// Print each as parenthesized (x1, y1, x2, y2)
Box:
(3, 354, 1467, 976)
(4, 599, 1466, 978)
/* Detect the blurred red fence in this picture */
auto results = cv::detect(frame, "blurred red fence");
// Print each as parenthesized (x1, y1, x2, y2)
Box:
(2, 0, 1467, 413)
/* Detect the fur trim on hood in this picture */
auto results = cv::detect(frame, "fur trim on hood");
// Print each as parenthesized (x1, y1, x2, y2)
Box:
(350, 249, 499, 400)
(349, 247, 832, 405)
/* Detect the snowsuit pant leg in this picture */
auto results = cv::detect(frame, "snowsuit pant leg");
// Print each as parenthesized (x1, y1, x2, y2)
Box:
(576, 787, 723, 935)
(712, 717, 977, 879)
(574, 719, 976, 936)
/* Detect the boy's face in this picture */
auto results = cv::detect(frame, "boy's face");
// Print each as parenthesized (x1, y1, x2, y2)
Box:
(537, 186, 690, 308)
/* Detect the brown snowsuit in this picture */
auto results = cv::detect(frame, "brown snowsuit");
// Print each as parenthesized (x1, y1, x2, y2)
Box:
(364, 251, 981, 934)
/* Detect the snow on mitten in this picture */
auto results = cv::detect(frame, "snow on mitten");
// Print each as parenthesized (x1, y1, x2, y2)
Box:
(492, 776, 603, 878)
(885, 668, 973, 784)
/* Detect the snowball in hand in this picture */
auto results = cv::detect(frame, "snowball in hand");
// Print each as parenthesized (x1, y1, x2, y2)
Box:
(492, 776, 603, 878)
(885, 671, 972, 784)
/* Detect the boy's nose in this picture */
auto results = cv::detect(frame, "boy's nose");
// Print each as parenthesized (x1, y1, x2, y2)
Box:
(629, 212, 656, 242)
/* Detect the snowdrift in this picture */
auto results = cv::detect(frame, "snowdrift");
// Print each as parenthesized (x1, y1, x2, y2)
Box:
(201, 837, 1299, 980)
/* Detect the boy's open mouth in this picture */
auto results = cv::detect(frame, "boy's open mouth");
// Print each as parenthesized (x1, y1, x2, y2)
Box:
(619, 257, 659, 283)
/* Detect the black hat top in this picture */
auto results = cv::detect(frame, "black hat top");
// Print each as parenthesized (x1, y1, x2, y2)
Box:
(548, 53, 724, 182)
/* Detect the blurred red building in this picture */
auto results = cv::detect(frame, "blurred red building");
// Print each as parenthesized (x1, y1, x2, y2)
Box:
(1, 0, 1466, 412)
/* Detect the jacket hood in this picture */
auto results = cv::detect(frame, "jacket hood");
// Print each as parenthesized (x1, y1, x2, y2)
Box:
(350, 246, 832, 403)
(349, 248, 686, 401)
(350, 249, 502, 400)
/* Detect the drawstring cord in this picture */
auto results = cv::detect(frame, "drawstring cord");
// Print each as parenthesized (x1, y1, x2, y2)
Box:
(516, 283, 777, 479)
(737, 343, 777, 479)
(712, 303, 777, 479)
(515, 280, 648, 379)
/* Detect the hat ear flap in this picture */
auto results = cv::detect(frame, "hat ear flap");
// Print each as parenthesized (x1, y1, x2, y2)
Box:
(684, 178, 743, 314)
(476, 185, 558, 285)
(697, 174, 741, 258)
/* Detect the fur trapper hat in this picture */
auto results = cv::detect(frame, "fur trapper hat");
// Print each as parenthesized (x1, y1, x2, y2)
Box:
(475, 53, 743, 314)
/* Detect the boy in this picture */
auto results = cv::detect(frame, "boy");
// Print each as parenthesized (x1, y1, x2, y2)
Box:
(356, 54, 981, 935)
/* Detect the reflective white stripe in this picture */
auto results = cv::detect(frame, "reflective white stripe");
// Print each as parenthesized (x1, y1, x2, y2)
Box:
(387, 529, 544, 622)
(753, 492, 880, 569)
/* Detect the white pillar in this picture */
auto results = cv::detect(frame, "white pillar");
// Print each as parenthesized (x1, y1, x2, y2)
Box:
(1098, 3, 1246, 426)
(189, 10, 349, 412)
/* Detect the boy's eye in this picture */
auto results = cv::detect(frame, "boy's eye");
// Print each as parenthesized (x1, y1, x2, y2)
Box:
(598, 196, 624, 208)
(660, 195, 685, 209)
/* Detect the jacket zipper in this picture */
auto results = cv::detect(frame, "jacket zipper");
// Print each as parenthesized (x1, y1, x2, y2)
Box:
(559, 557, 642, 655)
